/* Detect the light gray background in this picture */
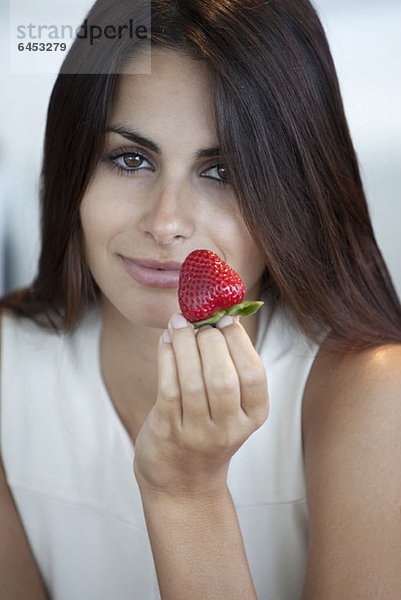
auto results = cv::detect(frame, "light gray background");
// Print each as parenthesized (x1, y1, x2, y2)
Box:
(0, 0, 400, 296)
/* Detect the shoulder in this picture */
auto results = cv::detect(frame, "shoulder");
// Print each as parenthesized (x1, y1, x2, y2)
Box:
(301, 343, 401, 597)
(303, 342, 401, 435)
(302, 341, 401, 495)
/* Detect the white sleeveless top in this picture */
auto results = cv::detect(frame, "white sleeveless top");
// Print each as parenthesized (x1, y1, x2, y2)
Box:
(0, 302, 319, 600)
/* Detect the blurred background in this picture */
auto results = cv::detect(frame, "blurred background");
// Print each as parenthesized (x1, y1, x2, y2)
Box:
(0, 0, 400, 297)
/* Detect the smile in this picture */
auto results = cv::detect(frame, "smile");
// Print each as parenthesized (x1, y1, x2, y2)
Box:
(120, 255, 181, 288)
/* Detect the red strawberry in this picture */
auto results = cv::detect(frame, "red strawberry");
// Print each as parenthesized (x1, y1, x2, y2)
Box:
(178, 249, 263, 327)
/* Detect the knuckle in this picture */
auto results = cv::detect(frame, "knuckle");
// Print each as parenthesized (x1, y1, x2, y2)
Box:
(209, 427, 230, 449)
(181, 429, 208, 452)
(182, 378, 204, 397)
(209, 372, 238, 396)
(177, 423, 215, 453)
(159, 383, 180, 401)
(242, 362, 267, 389)
(211, 426, 242, 451)
(251, 403, 270, 427)
(150, 412, 172, 440)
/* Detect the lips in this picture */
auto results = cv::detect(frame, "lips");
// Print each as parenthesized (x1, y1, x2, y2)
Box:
(124, 257, 183, 270)
(120, 255, 182, 288)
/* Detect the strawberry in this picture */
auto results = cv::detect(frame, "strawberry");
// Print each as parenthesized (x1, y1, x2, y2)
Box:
(178, 249, 263, 328)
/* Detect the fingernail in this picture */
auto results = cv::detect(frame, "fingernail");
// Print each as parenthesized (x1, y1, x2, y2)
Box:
(198, 324, 212, 332)
(162, 330, 171, 343)
(216, 315, 234, 329)
(171, 313, 189, 329)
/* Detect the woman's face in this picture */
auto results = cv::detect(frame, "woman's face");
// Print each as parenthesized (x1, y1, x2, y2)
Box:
(80, 47, 266, 329)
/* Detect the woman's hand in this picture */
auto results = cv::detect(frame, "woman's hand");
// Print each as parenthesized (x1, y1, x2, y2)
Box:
(133, 313, 269, 499)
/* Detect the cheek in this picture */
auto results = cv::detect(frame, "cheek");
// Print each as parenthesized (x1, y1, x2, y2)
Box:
(211, 214, 265, 293)
(79, 203, 116, 288)
(79, 182, 128, 253)
(242, 246, 266, 289)
(231, 228, 266, 290)
(79, 197, 121, 295)
(80, 200, 107, 255)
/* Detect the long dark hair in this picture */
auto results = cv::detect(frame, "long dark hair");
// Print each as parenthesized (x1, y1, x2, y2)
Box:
(2, 0, 401, 351)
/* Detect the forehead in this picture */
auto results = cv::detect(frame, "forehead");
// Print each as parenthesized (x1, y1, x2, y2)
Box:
(111, 48, 215, 142)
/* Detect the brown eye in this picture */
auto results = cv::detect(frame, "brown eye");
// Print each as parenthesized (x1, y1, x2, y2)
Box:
(108, 150, 153, 174)
(123, 154, 144, 168)
(217, 165, 229, 181)
(202, 163, 231, 185)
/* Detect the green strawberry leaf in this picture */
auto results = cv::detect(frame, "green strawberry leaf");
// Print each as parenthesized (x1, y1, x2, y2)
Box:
(192, 311, 226, 329)
(226, 301, 264, 317)
(191, 301, 264, 329)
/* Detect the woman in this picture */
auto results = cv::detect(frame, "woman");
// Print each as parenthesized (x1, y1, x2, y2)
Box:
(1, 1, 401, 598)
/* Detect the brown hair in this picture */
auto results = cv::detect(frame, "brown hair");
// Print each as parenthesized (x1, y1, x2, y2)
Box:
(2, 0, 401, 351)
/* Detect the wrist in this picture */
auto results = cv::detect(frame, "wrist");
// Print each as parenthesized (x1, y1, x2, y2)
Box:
(138, 479, 232, 508)
(134, 454, 231, 504)
(138, 480, 256, 600)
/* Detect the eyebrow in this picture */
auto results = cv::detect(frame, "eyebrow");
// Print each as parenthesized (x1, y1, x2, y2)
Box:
(106, 125, 222, 160)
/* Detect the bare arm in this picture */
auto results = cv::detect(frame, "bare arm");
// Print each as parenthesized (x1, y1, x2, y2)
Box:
(134, 316, 269, 599)
(139, 486, 256, 600)
(302, 343, 401, 599)
(0, 307, 48, 598)
(0, 456, 49, 599)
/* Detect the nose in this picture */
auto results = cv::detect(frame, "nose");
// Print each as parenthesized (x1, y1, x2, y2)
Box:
(139, 177, 195, 246)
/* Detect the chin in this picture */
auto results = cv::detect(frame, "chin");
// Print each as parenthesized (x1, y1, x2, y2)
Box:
(129, 299, 180, 331)
(101, 286, 181, 330)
